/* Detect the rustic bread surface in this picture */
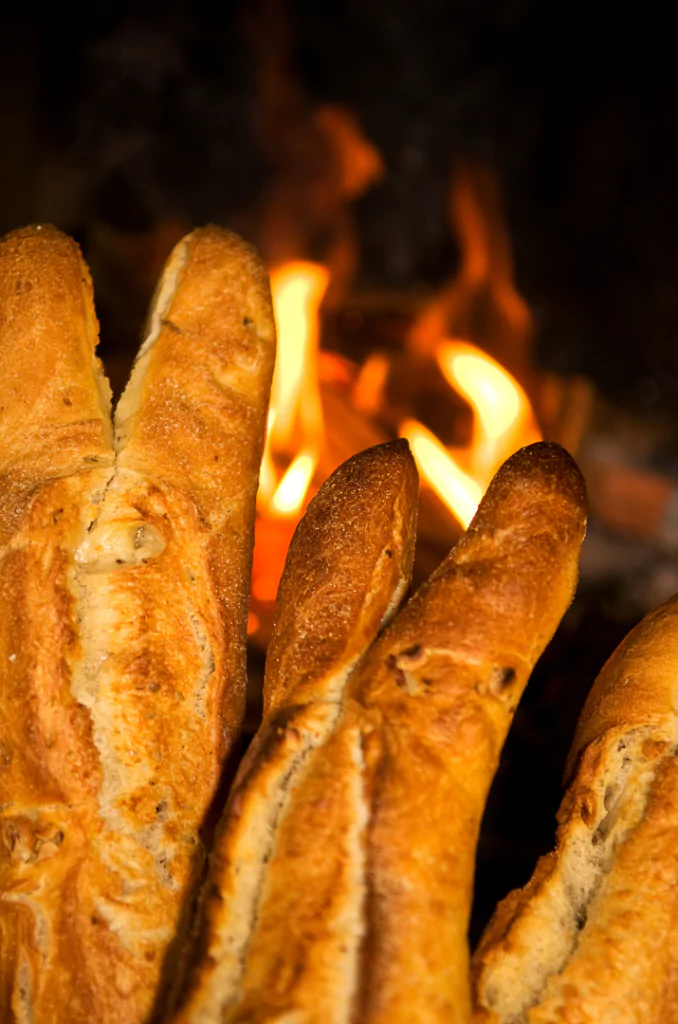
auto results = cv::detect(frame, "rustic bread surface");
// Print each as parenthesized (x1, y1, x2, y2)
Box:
(170, 440, 419, 1024)
(348, 441, 586, 1024)
(171, 441, 586, 1024)
(0, 225, 114, 544)
(472, 595, 678, 1024)
(0, 225, 275, 1023)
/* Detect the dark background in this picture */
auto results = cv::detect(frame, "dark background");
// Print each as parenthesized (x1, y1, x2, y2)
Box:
(2, 0, 677, 942)
(3, 2, 678, 422)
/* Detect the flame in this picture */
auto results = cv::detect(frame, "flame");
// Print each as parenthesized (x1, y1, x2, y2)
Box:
(437, 340, 540, 480)
(401, 419, 481, 529)
(259, 261, 330, 517)
(402, 341, 541, 528)
(250, 261, 329, 641)
(271, 450, 317, 516)
(313, 105, 384, 199)
(353, 353, 390, 416)
(403, 165, 540, 529)
(410, 165, 532, 383)
(249, 163, 542, 642)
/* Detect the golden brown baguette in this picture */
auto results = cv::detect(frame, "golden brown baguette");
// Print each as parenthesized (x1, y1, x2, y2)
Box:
(263, 439, 418, 717)
(0, 225, 275, 1023)
(171, 440, 586, 1024)
(169, 439, 419, 1024)
(346, 441, 586, 1024)
(472, 595, 678, 1024)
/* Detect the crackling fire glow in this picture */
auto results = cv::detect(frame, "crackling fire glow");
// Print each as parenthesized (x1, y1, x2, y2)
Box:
(249, 166, 543, 641)
(249, 261, 330, 635)
(402, 341, 541, 528)
(258, 261, 329, 518)
(400, 418, 482, 529)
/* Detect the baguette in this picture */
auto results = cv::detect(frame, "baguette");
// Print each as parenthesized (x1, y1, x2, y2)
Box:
(171, 441, 586, 1024)
(0, 225, 275, 1022)
(347, 441, 586, 1024)
(472, 595, 678, 1024)
(170, 439, 419, 1024)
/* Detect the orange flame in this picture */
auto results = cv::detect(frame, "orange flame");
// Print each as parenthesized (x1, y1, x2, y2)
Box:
(353, 353, 390, 416)
(402, 341, 541, 528)
(437, 340, 540, 479)
(410, 165, 532, 383)
(404, 165, 540, 529)
(259, 261, 330, 518)
(250, 164, 542, 642)
(401, 418, 482, 529)
(250, 261, 330, 640)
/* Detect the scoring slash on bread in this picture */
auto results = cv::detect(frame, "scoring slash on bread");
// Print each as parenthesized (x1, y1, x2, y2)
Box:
(170, 441, 587, 1024)
(472, 595, 678, 1024)
(0, 225, 275, 1022)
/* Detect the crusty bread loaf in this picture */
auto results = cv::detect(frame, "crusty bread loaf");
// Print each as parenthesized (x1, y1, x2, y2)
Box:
(263, 439, 418, 717)
(169, 439, 419, 1024)
(472, 595, 678, 1024)
(346, 441, 586, 1024)
(170, 440, 586, 1024)
(0, 225, 275, 1022)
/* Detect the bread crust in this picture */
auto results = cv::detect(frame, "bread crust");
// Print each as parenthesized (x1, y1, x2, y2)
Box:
(472, 595, 678, 1024)
(170, 440, 419, 1024)
(0, 225, 114, 545)
(264, 439, 419, 716)
(566, 597, 678, 776)
(170, 441, 586, 1024)
(0, 225, 275, 1022)
(116, 226, 276, 747)
(348, 441, 586, 1024)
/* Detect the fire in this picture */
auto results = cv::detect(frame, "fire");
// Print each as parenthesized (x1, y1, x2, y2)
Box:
(402, 166, 540, 529)
(401, 419, 481, 529)
(401, 342, 541, 528)
(258, 262, 329, 518)
(353, 353, 390, 416)
(270, 451, 317, 516)
(437, 340, 540, 480)
(410, 164, 532, 383)
(250, 261, 329, 637)
(250, 164, 542, 641)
